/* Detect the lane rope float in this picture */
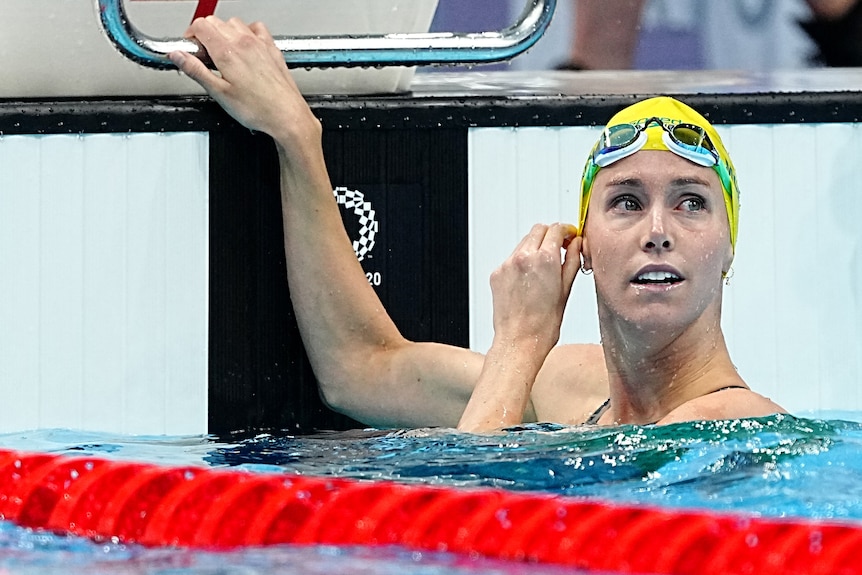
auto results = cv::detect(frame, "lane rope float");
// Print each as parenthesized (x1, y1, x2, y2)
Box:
(0, 448, 860, 574)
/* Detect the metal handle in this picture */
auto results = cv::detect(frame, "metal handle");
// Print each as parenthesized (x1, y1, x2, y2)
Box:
(96, 0, 556, 69)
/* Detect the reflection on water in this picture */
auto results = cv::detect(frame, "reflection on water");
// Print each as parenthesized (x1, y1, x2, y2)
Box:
(1, 413, 861, 574)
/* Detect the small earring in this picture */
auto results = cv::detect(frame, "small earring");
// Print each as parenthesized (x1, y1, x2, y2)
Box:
(723, 267, 734, 286)
(580, 264, 593, 275)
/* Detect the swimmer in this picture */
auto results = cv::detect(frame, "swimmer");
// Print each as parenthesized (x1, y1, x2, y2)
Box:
(458, 96, 785, 431)
(172, 17, 785, 432)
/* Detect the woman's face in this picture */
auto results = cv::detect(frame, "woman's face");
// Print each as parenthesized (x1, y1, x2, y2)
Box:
(582, 150, 733, 333)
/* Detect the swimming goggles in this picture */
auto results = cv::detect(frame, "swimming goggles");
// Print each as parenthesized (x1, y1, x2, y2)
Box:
(581, 117, 735, 219)
(592, 117, 720, 168)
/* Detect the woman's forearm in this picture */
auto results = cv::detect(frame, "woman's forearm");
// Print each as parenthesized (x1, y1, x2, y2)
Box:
(457, 335, 550, 432)
(274, 137, 407, 396)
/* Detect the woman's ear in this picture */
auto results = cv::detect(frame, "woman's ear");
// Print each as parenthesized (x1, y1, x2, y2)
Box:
(581, 235, 592, 271)
(721, 244, 734, 278)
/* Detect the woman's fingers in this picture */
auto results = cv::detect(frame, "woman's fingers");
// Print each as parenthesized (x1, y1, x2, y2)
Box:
(562, 236, 582, 297)
(511, 223, 577, 259)
(495, 222, 580, 297)
(169, 47, 224, 93)
(540, 224, 580, 295)
(539, 223, 577, 256)
(247, 21, 291, 71)
(249, 20, 275, 43)
(508, 223, 548, 256)
(171, 17, 235, 92)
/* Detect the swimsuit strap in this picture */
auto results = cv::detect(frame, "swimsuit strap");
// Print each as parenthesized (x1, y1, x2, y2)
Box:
(584, 385, 748, 425)
(585, 398, 611, 425)
(709, 385, 748, 393)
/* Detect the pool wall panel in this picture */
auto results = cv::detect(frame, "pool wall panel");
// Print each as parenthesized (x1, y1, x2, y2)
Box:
(0, 137, 42, 430)
(205, 127, 469, 434)
(0, 133, 209, 434)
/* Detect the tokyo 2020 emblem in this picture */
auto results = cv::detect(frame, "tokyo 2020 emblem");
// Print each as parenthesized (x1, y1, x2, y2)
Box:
(333, 186, 378, 262)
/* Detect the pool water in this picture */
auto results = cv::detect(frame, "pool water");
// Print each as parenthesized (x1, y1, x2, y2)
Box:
(1, 413, 860, 574)
(0, 522, 577, 575)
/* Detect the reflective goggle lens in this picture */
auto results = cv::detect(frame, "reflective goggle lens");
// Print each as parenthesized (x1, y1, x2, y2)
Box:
(592, 119, 719, 168)
(668, 124, 717, 160)
(601, 124, 639, 151)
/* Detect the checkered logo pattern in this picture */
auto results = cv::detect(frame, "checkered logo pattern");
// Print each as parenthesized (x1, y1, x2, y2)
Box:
(333, 186, 378, 262)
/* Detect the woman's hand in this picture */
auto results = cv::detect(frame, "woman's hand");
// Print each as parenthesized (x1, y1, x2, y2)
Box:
(489, 223, 581, 354)
(169, 17, 319, 148)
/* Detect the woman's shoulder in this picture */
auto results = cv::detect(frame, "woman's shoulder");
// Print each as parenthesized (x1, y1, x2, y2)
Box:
(530, 343, 609, 425)
(659, 388, 787, 425)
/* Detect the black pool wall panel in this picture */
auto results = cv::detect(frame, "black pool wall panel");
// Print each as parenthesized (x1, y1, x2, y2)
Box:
(207, 124, 469, 434)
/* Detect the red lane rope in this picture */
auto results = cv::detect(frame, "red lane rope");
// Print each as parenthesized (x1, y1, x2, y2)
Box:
(0, 447, 860, 574)
(192, 0, 219, 22)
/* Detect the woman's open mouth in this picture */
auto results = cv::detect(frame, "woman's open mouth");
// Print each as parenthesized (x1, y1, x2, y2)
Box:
(633, 270, 683, 285)
(631, 266, 685, 290)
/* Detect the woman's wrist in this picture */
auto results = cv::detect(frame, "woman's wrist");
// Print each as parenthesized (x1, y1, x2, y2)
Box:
(457, 334, 553, 432)
(489, 328, 558, 363)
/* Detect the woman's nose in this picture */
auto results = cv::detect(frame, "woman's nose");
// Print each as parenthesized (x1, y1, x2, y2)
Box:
(642, 209, 673, 251)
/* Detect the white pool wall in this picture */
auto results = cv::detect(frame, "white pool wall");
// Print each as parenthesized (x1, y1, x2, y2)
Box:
(0, 133, 209, 434)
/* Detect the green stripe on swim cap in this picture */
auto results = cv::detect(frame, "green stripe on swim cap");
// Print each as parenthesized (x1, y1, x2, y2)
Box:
(578, 96, 740, 252)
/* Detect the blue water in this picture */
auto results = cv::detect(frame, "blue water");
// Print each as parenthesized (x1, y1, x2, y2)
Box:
(0, 524, 577, 575)
(1, 412, 861, 574)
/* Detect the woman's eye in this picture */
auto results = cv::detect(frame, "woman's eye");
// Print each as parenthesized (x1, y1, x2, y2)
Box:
(680, 197, 705, 211)
(612, 196, 640, 211)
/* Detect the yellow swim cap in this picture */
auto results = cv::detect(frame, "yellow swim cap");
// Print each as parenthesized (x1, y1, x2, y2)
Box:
(578, 96, 740, 251)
